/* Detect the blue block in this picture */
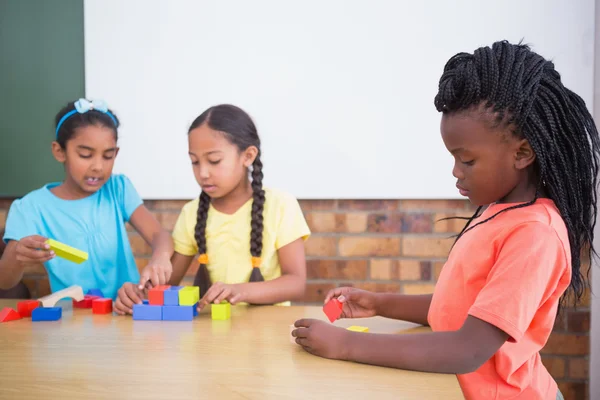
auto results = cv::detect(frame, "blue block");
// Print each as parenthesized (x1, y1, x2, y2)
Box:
(142, 299, 149, 305)
(32, 307, 62, 321)
(193, 302, 198, 317)
(87, 288, 104, 298)
(162, 305, 194, 321)
(133, 304, 162, 320)
(164, 286, 183, 306)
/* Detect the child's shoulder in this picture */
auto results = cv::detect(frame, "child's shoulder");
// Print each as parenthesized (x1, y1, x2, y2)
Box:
(264, 187, 300, 207)
(102, 173, 137, 193)
(8, 183, 54, 211)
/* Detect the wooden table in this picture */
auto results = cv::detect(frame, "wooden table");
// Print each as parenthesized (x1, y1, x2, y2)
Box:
(0, 299, 463, 399)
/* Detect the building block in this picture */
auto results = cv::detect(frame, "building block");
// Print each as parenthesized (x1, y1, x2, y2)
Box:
(148, 285, 171, 306)
(46, 238, 88, 264)
(0, 307, 22, 323)
(162, 305, 194, 321)
(347, 325, 369, 332)
(17, 300, 40, 317)
(32, 307, 62, 321)
(211, 302, 231, 320)
(142, 299, 149, 305)
(178, 286, 200, 306)
(193, 302, 198, 317)
(73, 294, 100, 308)
(323, 298, 343, 322)
(92, 298, 113, 314)
(38, 285, 84, 307)
(87, 288, 104, 298)
(132, 304, 162, 320)
(164, 286, 183, 306)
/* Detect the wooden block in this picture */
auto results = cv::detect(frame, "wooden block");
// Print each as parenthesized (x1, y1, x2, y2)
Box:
(347, 325, 369, 332)
(32, 307, 62, 321)
(17, 300, 40, 317)
(179, 286, 200, 306)
(73, 294, 100, 309)
(133, 304, 162, 320)
(211, 302, 231, 320)
(0, 307, 22, 323)
(148, 285, 171, 306)
(38, 285, 84, 308)
(46, 239, 88, 264)
(92, 298, 113, 314)
(162, 305, 194, 321)
(164, 286, 183, 306)
(323, 298, 343, 322)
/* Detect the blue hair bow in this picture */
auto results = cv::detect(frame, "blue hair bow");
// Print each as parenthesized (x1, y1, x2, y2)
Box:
(55, 98, 118, 138)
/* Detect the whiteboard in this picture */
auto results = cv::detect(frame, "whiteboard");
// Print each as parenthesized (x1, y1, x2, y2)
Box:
(84, 0, 595, 199)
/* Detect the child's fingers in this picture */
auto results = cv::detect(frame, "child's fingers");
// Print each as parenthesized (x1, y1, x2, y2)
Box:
(323, 287, 346, 304)
(23, 236, 50, 250)
(123, 284, 143, 308)
(214, 288, 231, 304)
(113, 299, 127, 315)
(138, 274, 151, 290)
(17, 246, 54, 262)
(229, 293, 243, 304)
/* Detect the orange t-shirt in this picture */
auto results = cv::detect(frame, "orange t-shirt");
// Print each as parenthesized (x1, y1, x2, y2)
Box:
(428, 198, 571, 400)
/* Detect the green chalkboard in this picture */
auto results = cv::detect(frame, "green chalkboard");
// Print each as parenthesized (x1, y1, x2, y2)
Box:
(0, 0, 85, 197)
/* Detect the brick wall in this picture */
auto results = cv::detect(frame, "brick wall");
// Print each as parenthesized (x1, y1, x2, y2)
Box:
(0, 198, 591, 399)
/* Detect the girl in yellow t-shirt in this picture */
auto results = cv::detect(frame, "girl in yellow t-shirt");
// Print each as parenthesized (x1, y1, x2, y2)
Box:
(162, 104, 309, 310)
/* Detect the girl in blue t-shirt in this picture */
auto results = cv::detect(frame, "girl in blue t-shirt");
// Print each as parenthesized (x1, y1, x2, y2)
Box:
(0, 99, 173, 304)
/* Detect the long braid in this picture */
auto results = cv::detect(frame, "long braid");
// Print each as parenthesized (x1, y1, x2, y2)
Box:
(434, 40, 600, 306)
(193, 191, 211, 297)
(249, 153, 266, 282)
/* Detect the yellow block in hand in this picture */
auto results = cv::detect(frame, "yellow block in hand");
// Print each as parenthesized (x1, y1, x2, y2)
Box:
(178, 286, 200, 306)
(347, 325, 369, 332)
(211, 302, 231, 320)
(46, 239, 88, 264)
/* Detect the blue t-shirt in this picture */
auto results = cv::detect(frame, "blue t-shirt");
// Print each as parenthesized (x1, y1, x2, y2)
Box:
(3, 174, 143, 300)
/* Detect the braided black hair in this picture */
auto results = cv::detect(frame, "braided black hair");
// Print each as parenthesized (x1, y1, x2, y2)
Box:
(189, 104, 266, 295)
(434, 40, 600, 306)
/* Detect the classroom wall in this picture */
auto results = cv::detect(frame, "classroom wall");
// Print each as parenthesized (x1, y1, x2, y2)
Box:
(0, 197, 591, 399)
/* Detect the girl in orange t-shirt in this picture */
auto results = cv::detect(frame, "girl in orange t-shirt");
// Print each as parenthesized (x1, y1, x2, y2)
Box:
(292, 40, 599, 400)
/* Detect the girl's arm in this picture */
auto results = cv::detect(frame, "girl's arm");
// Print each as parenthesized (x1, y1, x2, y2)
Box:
(129, 205, 174, 288)
(237, 237, 306, 304)
(376, 293, 433, 326)
(168, 252, 195, 286)
(0, 241, 27, 289)
(0, 236, 53, 289)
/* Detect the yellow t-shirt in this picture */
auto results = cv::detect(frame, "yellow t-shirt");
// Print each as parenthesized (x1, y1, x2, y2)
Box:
(172, 187, 310, 300)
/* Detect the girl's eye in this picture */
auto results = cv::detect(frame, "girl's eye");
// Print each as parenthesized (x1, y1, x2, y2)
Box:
(191, 161, 199, 165)
(208, 160, 221, 165)
(79, 154, 92, 159)
(462, 160, 475, 166)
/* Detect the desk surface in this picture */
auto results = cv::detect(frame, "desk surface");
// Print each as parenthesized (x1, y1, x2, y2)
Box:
(0, 299, 463, 400)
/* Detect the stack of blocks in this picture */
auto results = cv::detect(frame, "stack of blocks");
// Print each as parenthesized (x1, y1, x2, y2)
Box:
(133, 285, 200, 321)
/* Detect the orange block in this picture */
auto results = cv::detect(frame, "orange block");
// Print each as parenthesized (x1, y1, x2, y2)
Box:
(148, 285, 171, 305)
(92, 298, 113, 314)
(0, 307, 22, 323)
(17, 300, 40, 317)
(73, 294, 100, 308)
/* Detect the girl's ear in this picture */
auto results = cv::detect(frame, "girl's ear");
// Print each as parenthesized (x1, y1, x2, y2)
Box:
(242, 146, 258, 168)
(514, 138, 536, 170)
(51, 141, 66, 163)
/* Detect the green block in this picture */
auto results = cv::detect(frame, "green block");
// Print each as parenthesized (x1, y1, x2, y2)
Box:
(46, 239, 88, 264)
(211, 302, 231, 320)
(178, 286, 199, 306)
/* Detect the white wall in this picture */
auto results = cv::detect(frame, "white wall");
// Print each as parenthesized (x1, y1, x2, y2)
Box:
(84, 0, 594, 200)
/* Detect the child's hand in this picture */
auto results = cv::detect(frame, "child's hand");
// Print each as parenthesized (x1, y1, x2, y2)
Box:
(138, 254, 173, 290)
(292, 319, 350, 360)
(324, 287, 379, 319)
(15, 235, 55, 265)
(115, 282, 145, 315)
(197, 282, 245, 311)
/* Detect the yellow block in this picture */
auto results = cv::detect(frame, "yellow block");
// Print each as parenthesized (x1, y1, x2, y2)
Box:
(46, 239, 88, 264)
(178, 286, 200, 306)
(347, 325, 369, 332)
(211, 302, 231, 320)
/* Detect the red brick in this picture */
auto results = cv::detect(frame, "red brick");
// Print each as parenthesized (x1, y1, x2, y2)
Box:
(541, 356, 565, 378)
(567, 311, 590, 333)
(402, 236, 452, 257)
(402, 213, 433, 233)
(403, 283, 436, 295)
(433, 213, 471, 233)
(338, 200, 399, 211)
(339, 237, 400, 257)
(568, 358, 589, 379)
(400, 200, 469, 211)
(343, 213, 368, 233)
(370, 259, 399, 280)
(144, 200, 189, 211)
(128, 234, 152, 256)
(553, 312, 567, 332)
(305, 236, 337, 257)
(303, 283, 336, 303)
(541, 333, 589, 356)
(305, 213, 342, 233)
(298, 200, 337, 212)
(420, 261, 432, 281)
(367, 214, 403, 233)
(557, 382, 587, 400)
(307, 260, 368, 280)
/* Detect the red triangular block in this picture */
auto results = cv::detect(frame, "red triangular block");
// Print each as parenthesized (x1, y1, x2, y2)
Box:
(0, 307, 22, 322)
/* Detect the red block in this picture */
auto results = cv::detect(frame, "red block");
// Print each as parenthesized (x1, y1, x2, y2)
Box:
(148, 285, 171, 306)
(73, 294, 101, 308)
(0, 307, 22, 323)
(323, 298, 343, 322)
(92, 298, 113, 314)
(17, 300, 40, 317)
